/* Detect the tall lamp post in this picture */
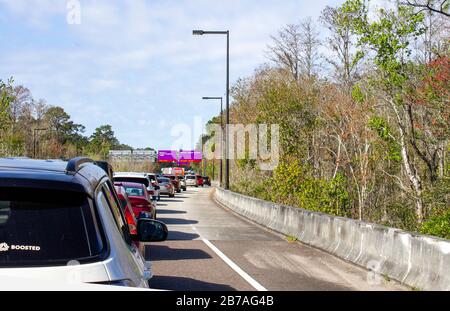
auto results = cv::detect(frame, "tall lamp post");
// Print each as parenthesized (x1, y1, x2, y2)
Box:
(193, 29, 230, 190)
(33, 128, 47, 159)
(202, 96, 223, 187)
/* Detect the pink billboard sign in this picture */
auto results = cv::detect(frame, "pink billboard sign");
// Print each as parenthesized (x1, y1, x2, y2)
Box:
(158, 150, 202, 163)
(157, 150, 178, 163)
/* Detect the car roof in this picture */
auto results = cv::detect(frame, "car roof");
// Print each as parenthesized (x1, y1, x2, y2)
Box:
(0, 157, 108, 196)
(114, 172, 149, 178)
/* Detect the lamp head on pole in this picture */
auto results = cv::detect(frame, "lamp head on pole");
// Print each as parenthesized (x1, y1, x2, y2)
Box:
(192, 30, 205, 36)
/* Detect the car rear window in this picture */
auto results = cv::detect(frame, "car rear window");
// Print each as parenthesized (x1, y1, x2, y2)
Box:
(0, 187, 104, 267)
(113, 177, 149, 187)
(122, 185, 145, 197)
(186, 176, 195, 179)
(157, 178, 170, 183)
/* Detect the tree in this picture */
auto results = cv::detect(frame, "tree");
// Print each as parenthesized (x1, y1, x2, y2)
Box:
(0, 78, 14, 134)
(343, 0, 427, 222)
(267, 18, 321, 79)
(299, 17, 321, 79)
(321, 5, 363, 91)
(403, 0, 450, 17)
(267, 24, 303, 80)
(44, 106, 85, 144)
(88, 125, 120, 159)
(406, 56, 450, 181)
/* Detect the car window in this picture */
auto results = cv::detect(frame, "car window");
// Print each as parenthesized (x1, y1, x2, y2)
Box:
(0, 187, 105, 267)
(122, 185, 145, 197)
(100, 183, 132, 246)
(113, 177, 149, 187)
(186, 176, 195, 179)
(118, 197, 128, 209)
(158, 178, 170, 183)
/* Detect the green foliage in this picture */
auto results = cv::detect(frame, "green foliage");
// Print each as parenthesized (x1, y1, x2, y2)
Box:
(351, 84, 365, 103)
(420, 209, 450, 239)
(368, 116, 402, 162)
(87, 125, 120, 159)
(270, 158, 350, 217)
(286, 235, 298, 242)
(343, 0, 425, 89)
(0, 78, 14, 132)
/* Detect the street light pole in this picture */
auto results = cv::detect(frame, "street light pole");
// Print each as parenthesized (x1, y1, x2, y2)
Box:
(194, 30, 230, 190)
(202, 96, 224, 187)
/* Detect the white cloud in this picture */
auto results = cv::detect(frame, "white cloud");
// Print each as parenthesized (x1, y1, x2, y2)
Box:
(0, 0, 346, 149)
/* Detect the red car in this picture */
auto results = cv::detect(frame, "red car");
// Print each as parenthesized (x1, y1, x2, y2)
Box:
(114, 185, 145, 256)
(114, 182, 156, 220)
(196, 175, 204, 187)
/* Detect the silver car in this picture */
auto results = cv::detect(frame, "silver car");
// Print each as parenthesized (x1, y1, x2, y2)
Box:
(157, 177, 175, 197)
(185, 175, 198, 187)
(177, 175, 187, 191)
(0, 157, 168, 288)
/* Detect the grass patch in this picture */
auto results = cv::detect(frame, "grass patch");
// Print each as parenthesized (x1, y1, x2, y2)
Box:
(286, 235, 298, 243)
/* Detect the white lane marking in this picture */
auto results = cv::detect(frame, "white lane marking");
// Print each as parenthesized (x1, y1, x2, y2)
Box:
(202, 239, 267, 291)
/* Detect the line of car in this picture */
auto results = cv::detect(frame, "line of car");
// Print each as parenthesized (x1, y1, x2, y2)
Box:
(0, 157, 212, 289)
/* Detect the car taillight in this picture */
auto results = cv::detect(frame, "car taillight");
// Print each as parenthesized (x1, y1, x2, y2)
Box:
(148, 190, 155, 195)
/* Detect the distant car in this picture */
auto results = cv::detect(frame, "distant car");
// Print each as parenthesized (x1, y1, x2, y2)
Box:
(177, 175, 187, 191)
(157, 177, 175, 197)
(185, 175, 198, 187)
(114, 182, 157, 220)
(203, 176, 211, 186)
(113, 172, 160, 201)
(0, 157, 168, 288)
(147, 173, 161, 201)
(163, 174, 181, 193)
(196, 175, 204, 187)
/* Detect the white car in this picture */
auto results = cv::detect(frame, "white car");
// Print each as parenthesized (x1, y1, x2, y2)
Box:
(114, 172, 160, 201)
(185, 175, 198, 187)
(147, 173, 161, 200)
(0, 157, 168, 288)
(177, 175, 187, 191)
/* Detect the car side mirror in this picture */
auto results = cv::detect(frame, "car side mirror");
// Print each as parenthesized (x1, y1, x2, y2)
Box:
(155, 185, 160, 190)
(135, 218, 168, 242)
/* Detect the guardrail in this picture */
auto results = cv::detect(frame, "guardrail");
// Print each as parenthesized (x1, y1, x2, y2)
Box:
(213, 187, 450, 291)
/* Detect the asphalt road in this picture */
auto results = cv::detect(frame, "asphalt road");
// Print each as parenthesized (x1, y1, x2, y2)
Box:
(146, 187, 406, 291)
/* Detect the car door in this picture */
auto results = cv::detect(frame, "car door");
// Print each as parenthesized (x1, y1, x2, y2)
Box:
(99, 181, 151, 287)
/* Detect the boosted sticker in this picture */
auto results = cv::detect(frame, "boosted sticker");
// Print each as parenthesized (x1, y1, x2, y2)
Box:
(0, 243, 40, 252)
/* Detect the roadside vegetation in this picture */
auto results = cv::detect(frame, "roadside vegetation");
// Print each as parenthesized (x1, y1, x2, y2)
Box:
(0, 78, 134, 160)
(202, 0, 449, 238)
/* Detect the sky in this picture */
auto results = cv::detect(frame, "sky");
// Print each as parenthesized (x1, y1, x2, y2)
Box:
(0, 0, 346, 150)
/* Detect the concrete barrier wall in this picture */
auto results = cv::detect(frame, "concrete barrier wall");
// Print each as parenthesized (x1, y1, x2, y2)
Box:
(214, 187, 450, 291)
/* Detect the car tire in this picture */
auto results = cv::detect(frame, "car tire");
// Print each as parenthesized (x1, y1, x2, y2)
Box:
(157, 195, 161, 201)
(169, 193, 175, 198)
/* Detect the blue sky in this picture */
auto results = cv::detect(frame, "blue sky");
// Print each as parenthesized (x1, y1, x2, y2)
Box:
(0, 0, 344, 150)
